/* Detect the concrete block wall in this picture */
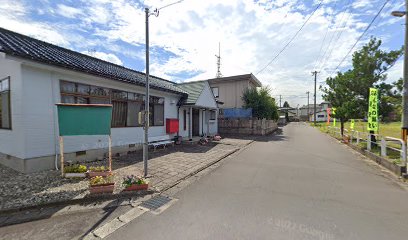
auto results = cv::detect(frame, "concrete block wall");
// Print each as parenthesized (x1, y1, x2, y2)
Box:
(218, 118, 277, 135)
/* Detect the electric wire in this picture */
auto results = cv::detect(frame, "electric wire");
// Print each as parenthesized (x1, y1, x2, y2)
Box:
(328, 0, 391, 77)
(256, 0, 324, 75)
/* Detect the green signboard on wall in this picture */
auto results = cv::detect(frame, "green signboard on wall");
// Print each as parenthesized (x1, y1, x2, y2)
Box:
(57, 104, 112, 136)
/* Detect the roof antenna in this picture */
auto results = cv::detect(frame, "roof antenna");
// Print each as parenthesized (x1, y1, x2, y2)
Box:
(215, 42, 222, 78)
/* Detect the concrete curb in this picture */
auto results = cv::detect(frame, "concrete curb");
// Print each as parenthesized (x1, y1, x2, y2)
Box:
(347, 144, 407, 177)
(318, 128, 407, 179)
(85, 140, 255, 239)
(0, 140, 254, 221)
(159, 140, 254, 193)
(0, 189, 154, 216)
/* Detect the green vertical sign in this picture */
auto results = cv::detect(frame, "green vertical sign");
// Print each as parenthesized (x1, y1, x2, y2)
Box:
(332, 107, 336, 126)
(367, 88, 379, 132)
(350, 119, 355, 130)
(57, 104, 112, 136)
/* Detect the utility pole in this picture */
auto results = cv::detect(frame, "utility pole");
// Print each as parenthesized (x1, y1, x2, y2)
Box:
(404, 0, 408, 143)
(306, 91, 310, 121)
(312, 71, 319, 125)
(279, 95, 282, 108)
(215, 42, 222, 78)
(144, 8, 154, 178)
(391, 2, 408, 142)
(143, 1, 182, 177)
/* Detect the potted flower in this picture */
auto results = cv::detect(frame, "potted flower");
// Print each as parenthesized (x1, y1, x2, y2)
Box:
(122, 175, 149, 191)
(89, 175, 115, 194)
(87, 166, 111, 178)
(64, 164, 87, 178)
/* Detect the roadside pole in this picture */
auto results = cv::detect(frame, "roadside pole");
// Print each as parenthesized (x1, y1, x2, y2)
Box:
(312, 71, 318, 125)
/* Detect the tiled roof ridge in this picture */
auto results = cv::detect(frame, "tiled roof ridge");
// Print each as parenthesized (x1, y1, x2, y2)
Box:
(0, 27, 184, 93)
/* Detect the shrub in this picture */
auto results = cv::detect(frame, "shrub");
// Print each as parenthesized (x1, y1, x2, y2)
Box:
(64, 164, 87, 173)
(90, 175, 114, 186)
(122, 175, 148, 188)
(89, 166, 107, 172)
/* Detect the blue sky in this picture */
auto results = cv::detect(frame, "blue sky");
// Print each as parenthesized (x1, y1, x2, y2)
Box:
(0, 0, 405, 106)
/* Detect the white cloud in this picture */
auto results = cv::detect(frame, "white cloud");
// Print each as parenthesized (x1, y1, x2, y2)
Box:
(56, 4, 84, 18)
(82, 51, 123, 66)
(85, 0, 373, 105)
(0, 0, 402, 106)
(385, 58, 403, 83)
(0, 1, 70, 46)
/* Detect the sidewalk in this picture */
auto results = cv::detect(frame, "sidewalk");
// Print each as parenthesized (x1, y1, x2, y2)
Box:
(0, 139, 252, 212)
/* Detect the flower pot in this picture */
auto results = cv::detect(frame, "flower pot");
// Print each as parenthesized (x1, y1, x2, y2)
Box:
(64, 172, 87, 178)
(89, 183, 115, 194)
(87, 171, 112, 178)
(123, 184, 148, 191)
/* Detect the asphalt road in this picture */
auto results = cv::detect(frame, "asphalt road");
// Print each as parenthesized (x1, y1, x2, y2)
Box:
(107, 123, 408, 240)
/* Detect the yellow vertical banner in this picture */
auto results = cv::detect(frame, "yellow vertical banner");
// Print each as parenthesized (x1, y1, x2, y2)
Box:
(350, 119, 355, 130)
(367, 88, 379, 132)
(332, 107, 336, 126)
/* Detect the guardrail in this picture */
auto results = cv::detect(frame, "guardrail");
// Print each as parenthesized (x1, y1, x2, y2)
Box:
(325, 128, 407, 171)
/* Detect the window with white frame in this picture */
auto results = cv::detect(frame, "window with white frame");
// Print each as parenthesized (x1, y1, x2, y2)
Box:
(211, 87, 219, 98)
(0, 77, 11, 129)
(60, 80, 164, 127)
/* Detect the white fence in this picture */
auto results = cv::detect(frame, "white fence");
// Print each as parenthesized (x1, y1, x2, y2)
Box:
(327, 126, 407, 172)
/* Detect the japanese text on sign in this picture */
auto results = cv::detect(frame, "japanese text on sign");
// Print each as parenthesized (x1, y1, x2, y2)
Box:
(367, 88, 378, 131)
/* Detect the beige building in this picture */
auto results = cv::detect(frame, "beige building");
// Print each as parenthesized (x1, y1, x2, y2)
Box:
(206, 74, 262, 109)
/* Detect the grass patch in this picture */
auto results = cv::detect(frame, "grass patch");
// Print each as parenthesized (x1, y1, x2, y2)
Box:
(318, 121, 402, 139)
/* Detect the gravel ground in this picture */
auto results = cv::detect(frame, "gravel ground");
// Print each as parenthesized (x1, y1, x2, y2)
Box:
(0, 141, 244, 211)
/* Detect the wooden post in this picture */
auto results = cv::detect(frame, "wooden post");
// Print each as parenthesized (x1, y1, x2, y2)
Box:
(108, 135, 112, 171)
(59, 136, 64, 176)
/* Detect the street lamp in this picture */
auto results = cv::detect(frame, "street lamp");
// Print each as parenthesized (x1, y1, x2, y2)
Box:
(391, 1, 408, 143)
(143, 1, 184, 178)
(143, 7, 159, 178)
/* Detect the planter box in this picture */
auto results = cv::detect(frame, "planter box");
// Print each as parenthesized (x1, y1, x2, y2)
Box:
(123, 184, 148, 191)
(89, 183, 115, 194)
(64, 172, 87, 178)
(87, 171, 112, 178)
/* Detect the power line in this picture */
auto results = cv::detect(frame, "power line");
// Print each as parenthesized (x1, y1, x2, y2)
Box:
(329, 0, 391, 77)
(256, 0, 324, 75)
(318, 0, 353, 71)
(313, 0, 338, 70)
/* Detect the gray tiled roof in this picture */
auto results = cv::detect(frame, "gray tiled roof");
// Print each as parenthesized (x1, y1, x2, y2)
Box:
(0, 27, 187, 95)
(177, 81, 206, 105)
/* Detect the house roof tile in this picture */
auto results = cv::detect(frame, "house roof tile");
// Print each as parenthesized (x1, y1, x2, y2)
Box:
(0, 27, 187, 95)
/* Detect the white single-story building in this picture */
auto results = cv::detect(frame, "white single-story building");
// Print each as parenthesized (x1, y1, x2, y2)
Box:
(309, 110, 329, 122)
(0, 27, 218, 173)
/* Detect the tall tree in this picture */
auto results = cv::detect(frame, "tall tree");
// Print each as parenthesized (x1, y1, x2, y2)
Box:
(321, 71, 360, 135)
(321, 37, 402, 134)
(282, 101, 290, 121)
(348, 37, 402, 116)
(242, 87, 279, 120)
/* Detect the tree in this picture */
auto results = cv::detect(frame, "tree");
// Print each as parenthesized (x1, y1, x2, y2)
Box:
(321, 71, 360, 135)
(321, 37, 402, 135)
(242, 87, 279, 120)
(348, 37, 402, 116)
(283, 101, 290, 121)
